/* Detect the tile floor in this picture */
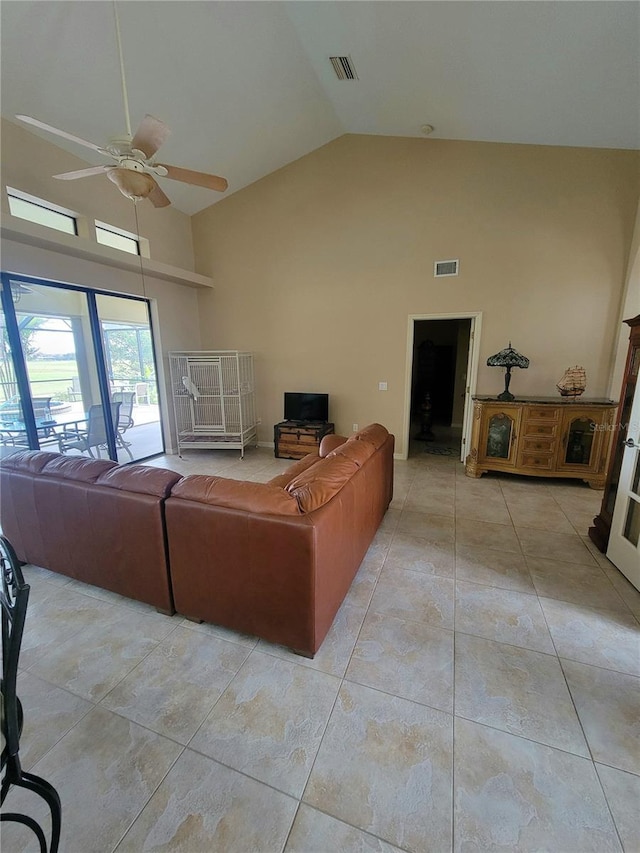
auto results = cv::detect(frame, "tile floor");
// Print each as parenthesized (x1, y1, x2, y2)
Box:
(2, 446, 640, 852)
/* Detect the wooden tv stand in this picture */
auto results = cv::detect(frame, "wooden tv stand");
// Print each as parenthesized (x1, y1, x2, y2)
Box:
(274, 421, 335, 460)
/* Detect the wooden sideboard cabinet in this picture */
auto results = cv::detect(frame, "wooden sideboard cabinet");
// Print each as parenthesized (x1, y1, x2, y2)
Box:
(465, 397, 617, 488)
(274, 421, 335, 460)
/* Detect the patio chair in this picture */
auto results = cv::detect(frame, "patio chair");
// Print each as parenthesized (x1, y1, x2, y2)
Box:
(134, 382, 150, 405)
(111, 392, 135, 461)
(111, 391, 135, 432)
(67, 377, 82, 402)
(57, 402, 121, 458)
(1, 535, 62, 852)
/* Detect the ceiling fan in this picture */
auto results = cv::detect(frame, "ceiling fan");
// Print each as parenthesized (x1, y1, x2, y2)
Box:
(15, 4, 227, 208)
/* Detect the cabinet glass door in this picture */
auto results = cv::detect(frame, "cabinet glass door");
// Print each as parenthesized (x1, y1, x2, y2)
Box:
(484, 412, 516, 461)
(563, 416, 596, 465)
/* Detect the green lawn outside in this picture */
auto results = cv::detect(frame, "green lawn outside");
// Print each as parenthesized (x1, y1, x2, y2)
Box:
(2, 359, 158, 404)
(27, 359, 77, 400)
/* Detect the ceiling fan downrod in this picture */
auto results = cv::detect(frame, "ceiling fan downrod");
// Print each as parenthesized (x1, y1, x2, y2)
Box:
(112, 0, 132, 139)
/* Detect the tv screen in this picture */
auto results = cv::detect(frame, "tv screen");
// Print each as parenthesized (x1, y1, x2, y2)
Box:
(284, 392, 329, 423)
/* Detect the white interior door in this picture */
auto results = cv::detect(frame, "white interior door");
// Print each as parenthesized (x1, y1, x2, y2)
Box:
(607, 382, 640, 590)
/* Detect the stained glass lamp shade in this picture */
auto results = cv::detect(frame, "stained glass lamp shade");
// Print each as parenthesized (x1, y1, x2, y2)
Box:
(487, 343, 530, 401)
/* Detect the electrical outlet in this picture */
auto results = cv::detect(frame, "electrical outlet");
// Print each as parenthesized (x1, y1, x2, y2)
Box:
(378, 381, 388, 391)
(352, 423, 358, 432)
(257, 418, 262, 425)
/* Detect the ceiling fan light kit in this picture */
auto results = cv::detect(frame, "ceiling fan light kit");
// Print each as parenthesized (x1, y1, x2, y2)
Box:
(107, 168, 156, 201)
(14, 2, 227, 208)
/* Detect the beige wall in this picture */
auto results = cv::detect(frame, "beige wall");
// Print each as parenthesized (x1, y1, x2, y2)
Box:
(192, 134, 639, 456)
(609, 199, 640, 399)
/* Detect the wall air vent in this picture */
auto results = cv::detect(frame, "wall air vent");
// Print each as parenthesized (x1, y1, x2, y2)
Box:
(434, 259, 459, 277)
(329, 56, 358, 80)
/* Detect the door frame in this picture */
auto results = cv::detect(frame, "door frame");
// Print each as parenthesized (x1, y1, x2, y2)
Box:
(402, 311, 483, 461)
(0, 271, 166, 462)
(606, 376, 640, 590)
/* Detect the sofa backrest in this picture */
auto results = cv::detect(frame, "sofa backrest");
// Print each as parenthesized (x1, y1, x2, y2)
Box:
(170, 475, 301, 515)
(0, 451, 182, 611)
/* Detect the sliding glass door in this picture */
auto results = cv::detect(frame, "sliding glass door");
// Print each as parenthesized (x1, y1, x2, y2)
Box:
(0, 273, 164, 463)
(95, 293, 163, 459)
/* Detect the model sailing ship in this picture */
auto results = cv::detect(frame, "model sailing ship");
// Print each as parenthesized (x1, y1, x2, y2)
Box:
(557, 365, 586, 397)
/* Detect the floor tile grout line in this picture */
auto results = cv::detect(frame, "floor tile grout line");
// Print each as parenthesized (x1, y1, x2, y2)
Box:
(536, 582, 599, 767)
(592, 760, 640, 779)
(453, 712, 595, 764)
(182, 645, 257, 752)
(294, 523, 411, 830)
(109, 744, 187, 853)
(592, 763, 629, 853)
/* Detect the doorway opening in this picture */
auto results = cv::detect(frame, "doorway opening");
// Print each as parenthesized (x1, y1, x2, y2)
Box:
(404, 313, 482, 461)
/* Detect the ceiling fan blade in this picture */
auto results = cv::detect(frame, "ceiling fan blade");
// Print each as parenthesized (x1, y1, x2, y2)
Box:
(16, 115, 103, 153)
(131, 114, 171, 159)
(147, 180, 171, 208)
(157, 164, 228, 192)
(53, 166, 110, 181)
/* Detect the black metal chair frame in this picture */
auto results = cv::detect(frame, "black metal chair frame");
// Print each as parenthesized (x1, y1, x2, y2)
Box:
(1, 536, 61, 852)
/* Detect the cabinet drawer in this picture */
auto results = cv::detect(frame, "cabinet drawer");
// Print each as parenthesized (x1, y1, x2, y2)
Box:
(279, 431, 319, 445)
(523, 423, 558, 438)
(519, 453, 555, 470)
(521, 437, 556, 453)
(525, 407, 560, 421)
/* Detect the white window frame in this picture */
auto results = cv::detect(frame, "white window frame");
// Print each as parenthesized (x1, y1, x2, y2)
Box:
(95, 220, 150, 258)
(6, 187, 79, 236)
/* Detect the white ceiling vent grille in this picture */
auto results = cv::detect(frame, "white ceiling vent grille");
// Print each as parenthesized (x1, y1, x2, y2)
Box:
(329, 56, 358, 80)
(434, 259, 459, 277)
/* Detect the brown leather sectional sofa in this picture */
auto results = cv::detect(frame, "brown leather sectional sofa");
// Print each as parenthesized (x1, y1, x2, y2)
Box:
(0, 451, 181, 612)
(0, 423, 394, 656)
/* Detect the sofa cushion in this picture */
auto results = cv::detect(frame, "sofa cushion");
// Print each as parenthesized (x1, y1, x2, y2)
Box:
(318, 434, 348, 458)
(328, 438, 375, 467)
(97, 464, 182, 497)
(353, 423, 389, 450)
(171, 475, 301, 515)
(287, 454, 359, 512)
(41, 455, 117, 482)
(0, 450, 59, 474)
(268, 453, 320, 489)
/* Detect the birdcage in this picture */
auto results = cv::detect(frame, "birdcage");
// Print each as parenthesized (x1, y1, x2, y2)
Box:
(169, 351, 257, 457)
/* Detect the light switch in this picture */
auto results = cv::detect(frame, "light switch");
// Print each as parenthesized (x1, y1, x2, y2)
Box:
(378, 382, 388, 391)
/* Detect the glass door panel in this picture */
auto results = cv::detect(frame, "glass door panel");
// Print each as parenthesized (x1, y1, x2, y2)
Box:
(95, 293, 163, 462)
(0, 293, 26, 457)
(563, 417, 595, 465)
(607, 372, 640, 590)
(12, 281, 108, 456)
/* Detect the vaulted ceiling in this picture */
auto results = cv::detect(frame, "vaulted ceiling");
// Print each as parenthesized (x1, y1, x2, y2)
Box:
(1, 1, 638, 215)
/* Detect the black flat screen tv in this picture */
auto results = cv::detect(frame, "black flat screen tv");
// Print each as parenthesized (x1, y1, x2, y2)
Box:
(284, 392, 329, 423)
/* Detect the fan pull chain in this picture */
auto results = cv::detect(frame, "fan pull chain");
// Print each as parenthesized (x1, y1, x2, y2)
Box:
(133, 200, 147, 299)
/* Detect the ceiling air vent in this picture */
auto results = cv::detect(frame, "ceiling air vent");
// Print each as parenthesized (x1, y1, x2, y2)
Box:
(329, 56, 358, 80)
(434, 259, 459, 278)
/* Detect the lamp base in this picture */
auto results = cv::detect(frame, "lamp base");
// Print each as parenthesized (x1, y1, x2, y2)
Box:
(497, 390, 515, 402)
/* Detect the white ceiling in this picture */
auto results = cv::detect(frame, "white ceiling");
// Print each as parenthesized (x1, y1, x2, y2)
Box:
(1, 1, 638, 215)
